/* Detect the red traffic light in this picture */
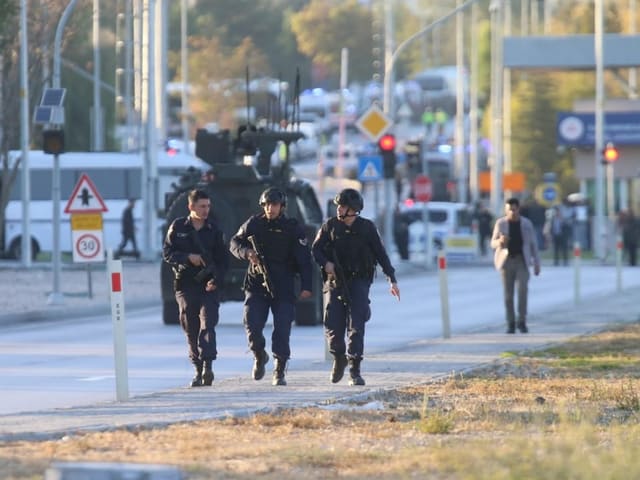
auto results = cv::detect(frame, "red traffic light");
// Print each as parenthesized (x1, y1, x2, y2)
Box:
(603, 142, 619, 162)
(378, 134, 396, 152)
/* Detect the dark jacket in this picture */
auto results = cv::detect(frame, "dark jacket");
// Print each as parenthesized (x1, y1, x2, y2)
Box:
(122, 206, 135, 236)
(229, 213, 313, 301)
(162, 216, 229, 288)
(312, 216, 397, 284)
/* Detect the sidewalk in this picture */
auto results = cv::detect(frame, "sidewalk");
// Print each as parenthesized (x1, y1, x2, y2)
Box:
(1, 270, 638, 442)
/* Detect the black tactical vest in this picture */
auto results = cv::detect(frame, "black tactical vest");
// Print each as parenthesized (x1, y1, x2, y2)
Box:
(328, 218, 375, 280)
(259, 218, 294, 264)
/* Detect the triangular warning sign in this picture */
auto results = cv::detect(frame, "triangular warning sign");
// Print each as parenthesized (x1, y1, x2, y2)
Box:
(64, 173, 108, 213)
(362, 161, 379, 179)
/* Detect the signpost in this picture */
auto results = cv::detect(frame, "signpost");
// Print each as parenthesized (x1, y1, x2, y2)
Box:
(355, 104, 392, 143)
(413, 174, 432, 203)
(64, 174, 108, 298)
(413, 174, 433, 268)
(357, 155, 383, 182)
(356, 104, 394, 253)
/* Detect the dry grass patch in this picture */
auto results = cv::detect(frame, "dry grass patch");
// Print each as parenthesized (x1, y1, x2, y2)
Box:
(3, 321, 640, 479)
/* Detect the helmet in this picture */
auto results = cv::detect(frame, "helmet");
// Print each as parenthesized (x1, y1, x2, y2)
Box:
(259, 187, 287, 207)
(334, 188, 363, 212)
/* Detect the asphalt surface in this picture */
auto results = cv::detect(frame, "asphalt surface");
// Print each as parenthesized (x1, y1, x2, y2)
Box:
(0, 257, 639, 442)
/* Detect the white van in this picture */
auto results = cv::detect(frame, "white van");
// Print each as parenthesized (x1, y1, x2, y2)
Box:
(398, 200, 477, 261)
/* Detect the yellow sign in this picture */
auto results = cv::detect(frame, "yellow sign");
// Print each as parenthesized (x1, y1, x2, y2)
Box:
(446, 236, 476, 248)
(71, 213, 103, 231)
(355, 104, 392, 142)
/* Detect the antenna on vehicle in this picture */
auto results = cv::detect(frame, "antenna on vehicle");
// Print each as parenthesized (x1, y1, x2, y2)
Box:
(277, 72, 283, 129)
(293, 67, 301, 130)
(245, 66, 251, 126)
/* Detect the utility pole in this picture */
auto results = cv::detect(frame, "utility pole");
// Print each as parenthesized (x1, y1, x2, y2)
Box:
(594, 0, 605, 260)
(454, 0, 466, 202)
(20, 0, 31, 267)
(489, 0, 504, 218)
(180, 0, 190, 153)
(92, 0, 103, 151)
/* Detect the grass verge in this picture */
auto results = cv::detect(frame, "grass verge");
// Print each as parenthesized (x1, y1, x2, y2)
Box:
(2, 322, 640, 479)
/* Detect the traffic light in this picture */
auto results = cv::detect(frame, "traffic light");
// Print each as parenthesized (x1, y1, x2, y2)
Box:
(378, 133, 397, 179)
(42, 129, 64, 155)
(602, 142, 619, 164)
(404, 140, 422, 177)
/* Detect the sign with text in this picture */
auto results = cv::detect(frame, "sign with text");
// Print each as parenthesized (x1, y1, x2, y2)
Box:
(557, 112, 640, 146)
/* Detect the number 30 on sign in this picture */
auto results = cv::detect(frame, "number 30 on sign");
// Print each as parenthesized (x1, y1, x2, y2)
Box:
(72, 230, 104, 263)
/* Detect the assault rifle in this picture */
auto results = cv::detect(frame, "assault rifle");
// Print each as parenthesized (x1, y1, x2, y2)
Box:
(331, 249, 352, 320)
(191, 231, 219, 285)
(247, 235, 276, 298)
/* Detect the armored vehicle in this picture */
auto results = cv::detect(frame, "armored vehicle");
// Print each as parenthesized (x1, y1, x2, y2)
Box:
(160, 127, 324, 326)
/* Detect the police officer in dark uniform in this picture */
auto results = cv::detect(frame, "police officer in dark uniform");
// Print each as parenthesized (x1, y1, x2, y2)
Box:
(312, 188, 400, 386)
(162, 189, 229, 387)
(229, 187, 313, 386)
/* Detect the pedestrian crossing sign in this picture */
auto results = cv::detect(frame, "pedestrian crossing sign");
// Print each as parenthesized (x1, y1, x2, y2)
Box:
(358, 155, 382, 182)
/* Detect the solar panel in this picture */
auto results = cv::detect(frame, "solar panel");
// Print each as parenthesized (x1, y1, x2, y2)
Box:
(33, 106, 53, 124)
(40, 88, 66, 107)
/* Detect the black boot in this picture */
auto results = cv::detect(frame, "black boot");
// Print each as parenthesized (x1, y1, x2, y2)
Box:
(202, 360, 214, 386)
(349, 358, 365, 386)
(190, 365, 203, 388)
(252, 350, 269, 380)
(330, 354, 348, 383)
(272, 357, 287, 386)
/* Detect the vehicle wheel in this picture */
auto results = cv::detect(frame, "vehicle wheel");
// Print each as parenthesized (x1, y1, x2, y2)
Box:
(162, 299, 180, 325)
(9, 237, 40, 260)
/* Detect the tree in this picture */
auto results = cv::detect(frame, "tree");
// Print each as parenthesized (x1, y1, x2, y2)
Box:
(0, 0, 71, 254)
(188, 36, 271, 130)
(290, 0, 373, 85)
(510, 72, 576, 195)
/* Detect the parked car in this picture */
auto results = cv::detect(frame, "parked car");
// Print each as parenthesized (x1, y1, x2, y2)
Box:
(398, 200, 477, 261)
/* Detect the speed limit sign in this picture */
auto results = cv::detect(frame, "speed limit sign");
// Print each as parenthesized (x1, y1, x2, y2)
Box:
(71, 230, 104, 263)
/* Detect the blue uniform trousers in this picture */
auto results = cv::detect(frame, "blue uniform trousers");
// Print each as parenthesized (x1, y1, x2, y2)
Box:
(175, 284, 220, 367)
(243, 292, 295, 360)
(323, 278, 370, 360)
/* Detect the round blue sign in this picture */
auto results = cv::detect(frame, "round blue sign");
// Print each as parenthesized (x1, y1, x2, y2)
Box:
(543, 186, 557, 202)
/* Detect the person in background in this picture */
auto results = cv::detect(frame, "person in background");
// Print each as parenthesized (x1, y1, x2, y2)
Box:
(312, 188, 400, 386)
(393, 206, 410, 261)
(491, 197, 541, 334)
(619, 209, 640, 266)
(473, 203, 494, 257)
(229, 187, 313, 386)
(544, 206, 571, 266)
(162, 189, 229, 387)
(520, 198, 547, 251)
(117, 198, 139, 258)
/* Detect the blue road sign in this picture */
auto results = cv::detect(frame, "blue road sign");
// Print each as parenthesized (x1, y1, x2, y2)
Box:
(543, 185, 557, 202)
(358, 155, 382, 182)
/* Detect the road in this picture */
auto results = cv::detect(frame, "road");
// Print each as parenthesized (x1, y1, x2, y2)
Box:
(1, 262, 638, 415)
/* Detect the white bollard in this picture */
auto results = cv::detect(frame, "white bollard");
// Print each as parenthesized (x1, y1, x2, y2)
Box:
(573, 241, 581, 305)
(107, 249, 129, 401)
(437, 250, 451, 339)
